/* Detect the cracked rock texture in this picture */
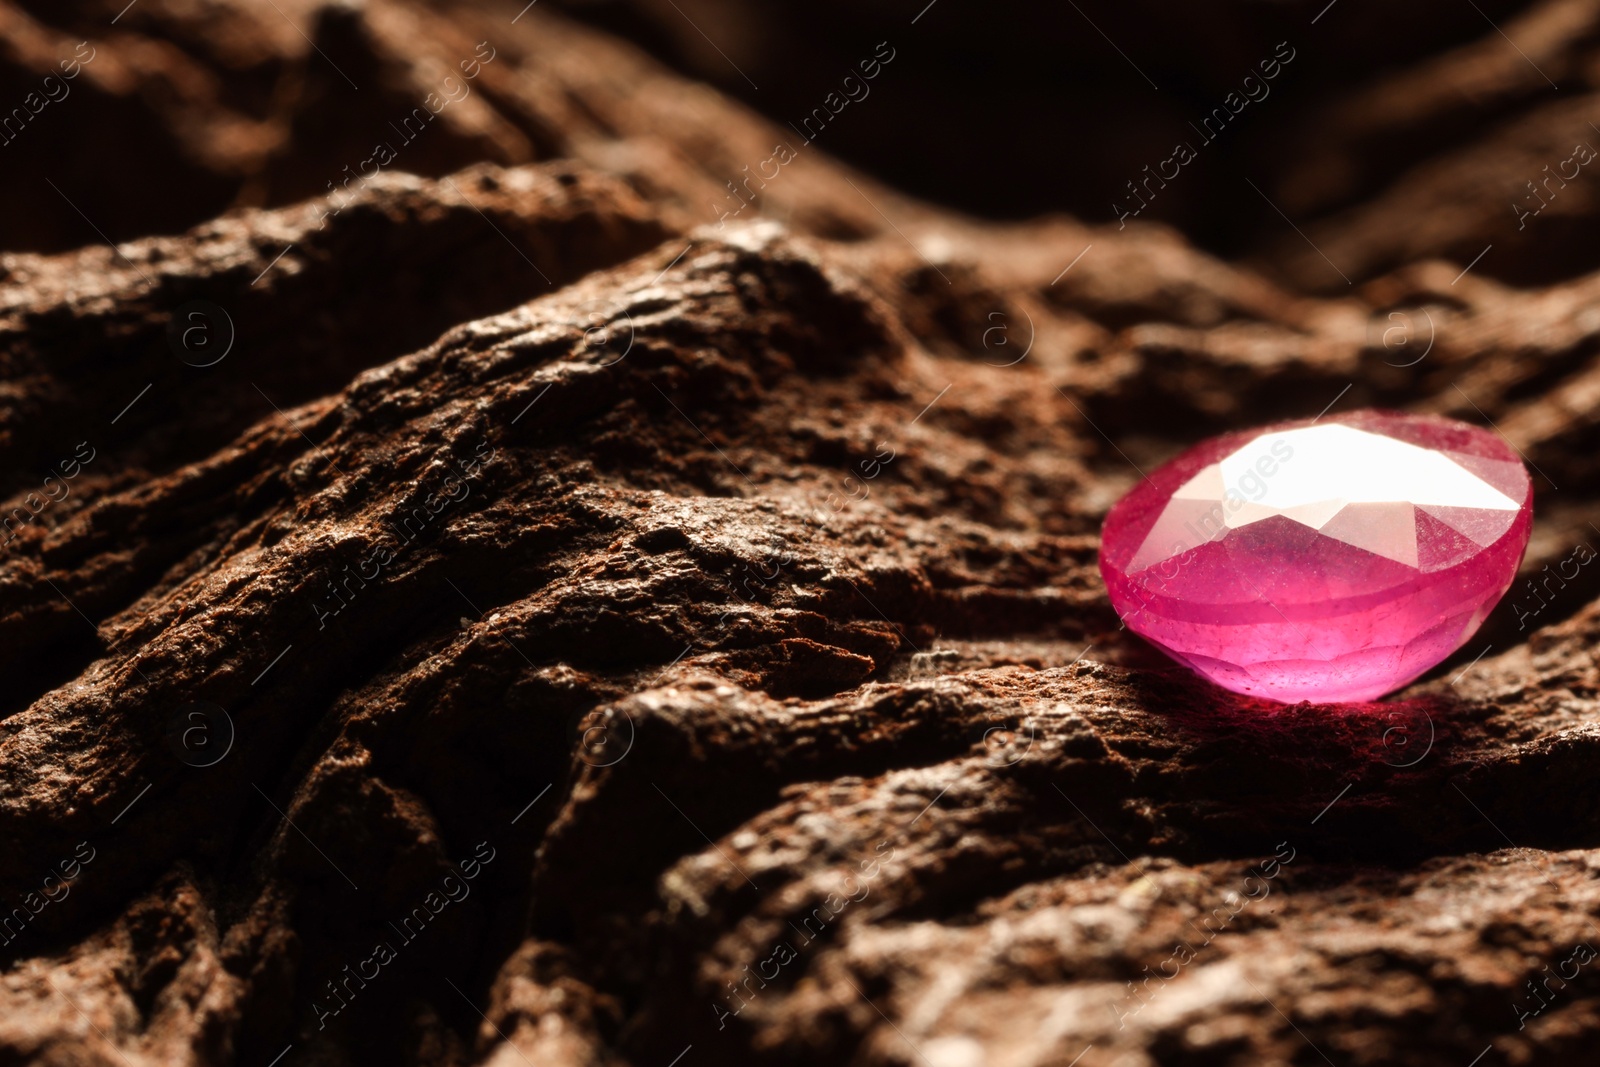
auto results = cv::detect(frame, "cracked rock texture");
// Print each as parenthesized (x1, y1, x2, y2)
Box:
(2, 2, 1599, 1066)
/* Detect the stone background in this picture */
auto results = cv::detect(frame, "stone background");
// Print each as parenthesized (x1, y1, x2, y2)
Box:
(0, 1, 1597, 1065)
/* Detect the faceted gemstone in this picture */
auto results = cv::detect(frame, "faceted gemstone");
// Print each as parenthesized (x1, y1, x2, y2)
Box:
(1098, 409, 1533, 703)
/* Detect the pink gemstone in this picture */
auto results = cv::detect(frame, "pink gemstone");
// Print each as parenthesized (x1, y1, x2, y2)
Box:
(1099, 409, 1533, 703)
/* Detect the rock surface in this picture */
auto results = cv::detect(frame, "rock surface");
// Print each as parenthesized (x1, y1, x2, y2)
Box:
(1, 2, 1598, 1066)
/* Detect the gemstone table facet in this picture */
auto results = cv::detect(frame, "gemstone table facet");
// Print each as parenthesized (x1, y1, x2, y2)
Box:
(1098, 410, 1533, 703)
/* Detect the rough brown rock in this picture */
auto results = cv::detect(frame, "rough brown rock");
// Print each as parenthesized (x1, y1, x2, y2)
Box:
(2, 2, 1599, 1066)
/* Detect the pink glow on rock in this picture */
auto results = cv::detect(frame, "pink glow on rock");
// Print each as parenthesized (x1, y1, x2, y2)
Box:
(1099, 409, 1533, 703)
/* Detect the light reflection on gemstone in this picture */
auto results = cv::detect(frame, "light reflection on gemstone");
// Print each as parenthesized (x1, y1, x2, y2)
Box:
(1099, 410, 1534, 704)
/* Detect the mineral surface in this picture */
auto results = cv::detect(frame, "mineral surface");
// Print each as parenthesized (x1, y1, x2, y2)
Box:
(2, 2, 1599, 1066)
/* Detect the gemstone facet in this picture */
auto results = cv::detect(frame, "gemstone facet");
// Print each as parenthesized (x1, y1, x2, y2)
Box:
(1098, 410, 1533, 703)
